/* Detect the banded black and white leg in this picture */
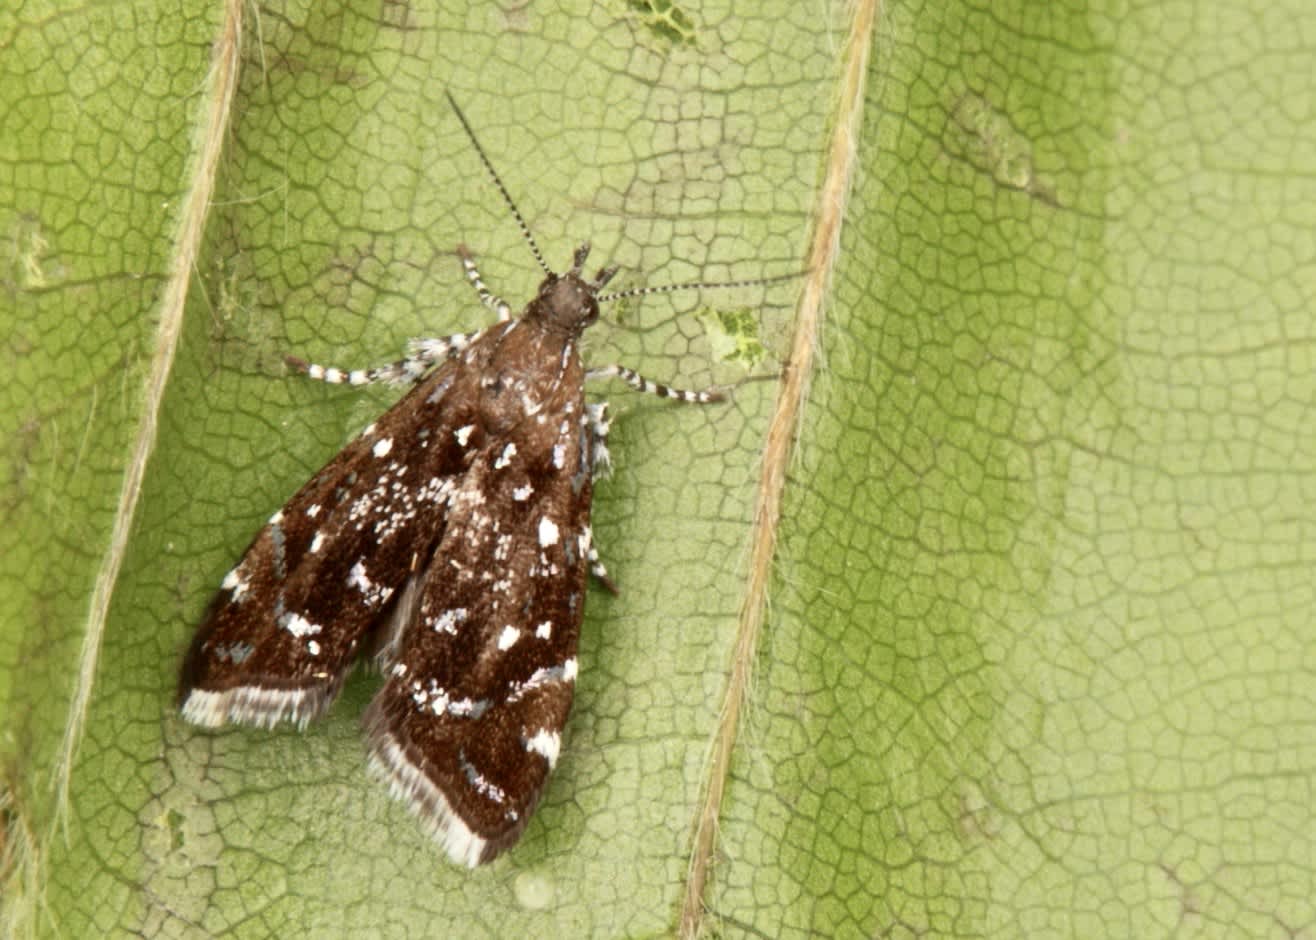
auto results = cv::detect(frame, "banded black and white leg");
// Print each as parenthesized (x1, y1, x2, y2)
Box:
(457, 244, 513, 321)
(586, 364, 726, 404)
(580, 358, 721, 593)
(285, 332, 480, 388)
(287, 246, 519, 388)
(579, 401, 618, 593)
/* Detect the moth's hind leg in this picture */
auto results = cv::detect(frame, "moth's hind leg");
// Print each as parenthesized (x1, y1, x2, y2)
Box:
(583, 402, 619, 595)
(581, 355, 728, 595)
(587, 402, 613, 479)
(286, 332, 478, 387)
(589, 546, 618, 596)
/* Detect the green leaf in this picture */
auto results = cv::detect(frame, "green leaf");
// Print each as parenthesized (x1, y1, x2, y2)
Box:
(4, 1, 1313, 937)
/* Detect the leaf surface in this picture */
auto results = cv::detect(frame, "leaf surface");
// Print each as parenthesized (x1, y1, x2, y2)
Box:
(2, 1, 1313, 937)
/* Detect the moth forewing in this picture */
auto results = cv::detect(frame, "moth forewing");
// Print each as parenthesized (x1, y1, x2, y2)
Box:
(364, 346, 596, 864)
(178, 361, 482, 729)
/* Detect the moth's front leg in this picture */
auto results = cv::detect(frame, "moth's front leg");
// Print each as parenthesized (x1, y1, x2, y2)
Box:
(457, 245, 513, 321)
(285, 332, 478, 387)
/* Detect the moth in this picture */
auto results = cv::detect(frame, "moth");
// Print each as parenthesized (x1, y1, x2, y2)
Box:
(179, 94, 787, 866)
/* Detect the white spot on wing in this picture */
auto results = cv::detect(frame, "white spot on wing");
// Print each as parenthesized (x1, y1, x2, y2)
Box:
(461, 755, 508, 805)
(348, 560, 395, 607)
(373, 437, 393, 458)
(525, 729, 561, 767)
(535, 621, 552, 639)
(348, 560, 372, 590)
(494, 441, 517, 469)
(538, 517, 559, 547)
(221, 567, 250, 601)
(448, 697, 488, 718)
(283, 612, 321, 638)
(432, 607, 468, 634)
(455, 425, 475, 446)
(513, 483, 533, 501)
(497, 625, 521, 650)
(507, 658, 578, 702)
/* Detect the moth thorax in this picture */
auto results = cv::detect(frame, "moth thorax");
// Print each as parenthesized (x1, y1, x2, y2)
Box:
(526, 273, 600, 336)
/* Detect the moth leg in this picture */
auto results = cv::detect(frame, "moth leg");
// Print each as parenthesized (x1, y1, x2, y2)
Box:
(457, 245, 513, 322)
(587, 402, 612, 478)
(575, 402, 619, 594)
(586, 364, 726, 404)
(589, 546, 618, 595)
(285, 333, 478, 387)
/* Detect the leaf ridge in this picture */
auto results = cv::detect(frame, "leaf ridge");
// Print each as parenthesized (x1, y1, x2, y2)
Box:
(43, 0, 246, 886)
(676, 0, 882, 934)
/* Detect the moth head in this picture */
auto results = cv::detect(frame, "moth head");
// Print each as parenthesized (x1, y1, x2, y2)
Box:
(529, 243, 619, 337)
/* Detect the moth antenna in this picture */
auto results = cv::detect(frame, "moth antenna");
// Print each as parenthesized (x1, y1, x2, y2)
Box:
(446, 91, 553, 277)
(597, 269, 803, 304)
